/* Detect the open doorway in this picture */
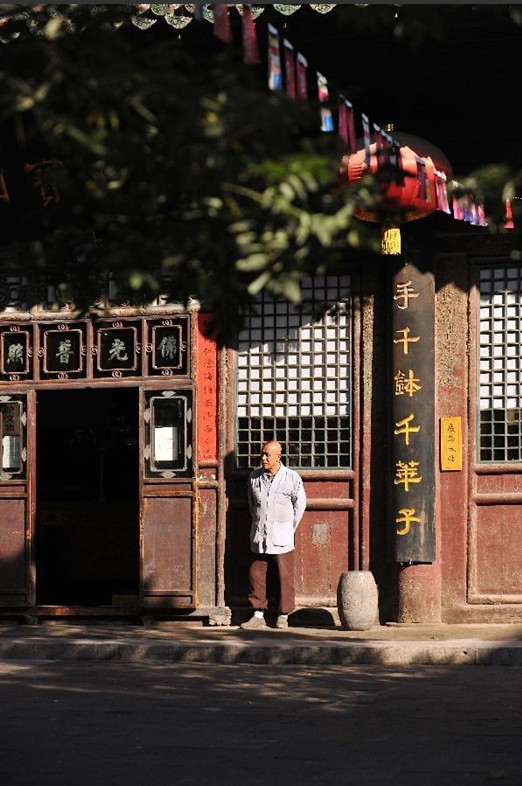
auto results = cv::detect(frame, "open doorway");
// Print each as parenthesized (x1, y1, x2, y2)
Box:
(36, 387, 140, 606)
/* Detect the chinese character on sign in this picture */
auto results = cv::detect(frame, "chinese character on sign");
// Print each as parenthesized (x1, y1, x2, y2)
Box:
(396, 508, 421, 536)
(394, 369, 422, 398)
(6, 343, 24, 366)
(109, 338, 128, 363)
(158, 335, 178, 361)
(393, 281, 419, 310)
(57, 339, 74, 365)
(393, 326, 420, 355)
(394, 413, 420, 445)
(394, 460, 423, 491)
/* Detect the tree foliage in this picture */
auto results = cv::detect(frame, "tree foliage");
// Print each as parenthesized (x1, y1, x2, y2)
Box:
(0, 4, 520, 340)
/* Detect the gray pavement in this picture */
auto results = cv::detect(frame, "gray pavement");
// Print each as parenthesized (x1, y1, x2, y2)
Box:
(1, 660, 521, 785)
(0, 618, 521, 666)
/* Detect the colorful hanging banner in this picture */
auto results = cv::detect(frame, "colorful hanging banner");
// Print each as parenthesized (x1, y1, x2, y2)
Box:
(267, 23, 282, 89)
(283, 39, 296, 97)
(374, 123, 389, 168)
(338, 97, 357, 152)
(213, 4, 232, 43)
(242, 5, 260, 64)
(296, 52, 308, 100)
(361, 113, 371, 167)
(416, 157, 427, 201)
(434, 170, 450, 214)
(317, 72, 334, 132)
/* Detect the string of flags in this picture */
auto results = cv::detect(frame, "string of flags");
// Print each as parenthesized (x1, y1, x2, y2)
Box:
(131, 3, 492, 229)
(262, 20, 487, 227)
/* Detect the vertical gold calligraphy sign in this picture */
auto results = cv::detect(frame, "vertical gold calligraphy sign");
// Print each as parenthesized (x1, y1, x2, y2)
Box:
(391, 258, 435, 562)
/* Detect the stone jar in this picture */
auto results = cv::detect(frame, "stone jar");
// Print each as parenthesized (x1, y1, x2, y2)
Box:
(337, 570, 378, 631)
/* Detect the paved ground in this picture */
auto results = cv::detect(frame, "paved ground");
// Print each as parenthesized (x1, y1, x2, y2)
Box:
(0, 620, 521, 666)
(0, 659, 520, 786)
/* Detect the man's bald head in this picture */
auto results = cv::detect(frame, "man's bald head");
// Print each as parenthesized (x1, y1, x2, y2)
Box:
(260, 441, 282, 476)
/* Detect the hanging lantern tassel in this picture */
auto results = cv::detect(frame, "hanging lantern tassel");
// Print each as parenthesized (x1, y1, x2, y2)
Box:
(381, 223, 402, 255)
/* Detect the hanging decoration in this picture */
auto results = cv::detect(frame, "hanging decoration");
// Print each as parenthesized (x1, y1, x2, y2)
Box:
(317, 72, 334, 132)
(374, 124, 389, 168)
(415, 156, 427, 201)
(310, 4, 337, 12)
(283, 39, 296, 98)
(267, 23, 282, 90)
(164, 12, 193, 28)
(273, 5, 301, 15)
(434, 170, 450, 214)
(235, 5, 265, 20)
(296, 52, 308, 100)
(129, 3, 337, 34)
(213, 4, 232, 43)
(242, 5, 260, 64)
(361, 113, 371, 167)
(337, 96, 357, 152)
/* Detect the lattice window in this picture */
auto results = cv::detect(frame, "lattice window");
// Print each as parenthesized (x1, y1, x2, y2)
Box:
(236, 275, 351, 469)
(478, 265, 522, 462)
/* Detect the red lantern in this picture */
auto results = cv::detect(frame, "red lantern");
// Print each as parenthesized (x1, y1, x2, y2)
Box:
(340, 132, 453, 224)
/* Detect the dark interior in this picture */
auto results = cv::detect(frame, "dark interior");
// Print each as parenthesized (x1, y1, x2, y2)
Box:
(36, 387, 140, 606)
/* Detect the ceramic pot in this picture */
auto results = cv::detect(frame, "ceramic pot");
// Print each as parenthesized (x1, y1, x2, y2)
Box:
(337, 570, 378, 631)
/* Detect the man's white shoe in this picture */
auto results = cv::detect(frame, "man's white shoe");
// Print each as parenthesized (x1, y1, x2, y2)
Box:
(276, 614, 289, 629)
(240, 614, 267, 630)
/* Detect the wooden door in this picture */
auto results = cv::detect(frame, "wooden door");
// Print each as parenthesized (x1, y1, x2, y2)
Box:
(140, 388, 196, 608)
(439, 257, 522, 621)
(0, 392, 33, 606)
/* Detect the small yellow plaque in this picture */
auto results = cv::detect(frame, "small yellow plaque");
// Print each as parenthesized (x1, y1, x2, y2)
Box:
(440, 417, 462, 471)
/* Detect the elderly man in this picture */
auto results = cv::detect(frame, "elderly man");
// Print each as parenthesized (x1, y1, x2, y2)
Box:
(240, 440, 306, 630)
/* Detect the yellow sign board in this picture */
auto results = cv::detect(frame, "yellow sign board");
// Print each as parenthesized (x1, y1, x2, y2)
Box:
(440, 417, 462, 471)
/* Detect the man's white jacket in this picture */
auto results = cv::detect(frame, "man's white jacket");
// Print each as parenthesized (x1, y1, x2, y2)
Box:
(248, 463, 306, 554)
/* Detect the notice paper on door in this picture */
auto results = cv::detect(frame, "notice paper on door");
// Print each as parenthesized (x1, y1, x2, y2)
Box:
(2, 435, 20, 471)
(154, 426, 178, 464)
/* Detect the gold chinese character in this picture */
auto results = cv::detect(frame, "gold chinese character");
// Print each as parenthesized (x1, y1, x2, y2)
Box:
(394, 413, 420, 445)
(393, 281, 419, 310)
(396, 508, 421, 536)
(393, 326, 420, 355)
(394, 369, 422, 397)
(394, 460, 422, 491)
